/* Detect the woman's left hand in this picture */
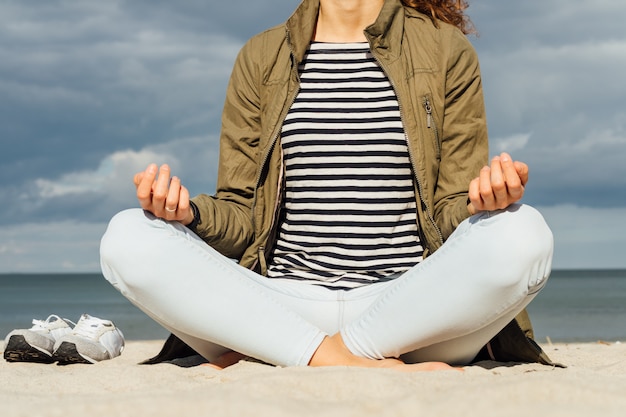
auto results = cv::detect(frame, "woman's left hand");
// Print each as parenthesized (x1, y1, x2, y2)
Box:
(467, 152, 529, 215)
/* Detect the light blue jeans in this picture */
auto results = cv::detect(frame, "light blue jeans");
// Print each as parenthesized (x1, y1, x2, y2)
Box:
(100, 204, 553, 367)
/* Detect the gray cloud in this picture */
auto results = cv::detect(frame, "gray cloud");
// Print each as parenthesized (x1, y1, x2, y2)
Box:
(1, 135, 219, 226)
(472, 1, 626, 208)
(472, 1, 626, 50)
(0, 221, 107, 272)
(1, 0, 626, 271)
(0, 0, 245, 191)
(539, 205, 626, 269)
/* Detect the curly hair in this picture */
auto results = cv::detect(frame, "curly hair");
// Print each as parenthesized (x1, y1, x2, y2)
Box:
(401, 0, 475, 35)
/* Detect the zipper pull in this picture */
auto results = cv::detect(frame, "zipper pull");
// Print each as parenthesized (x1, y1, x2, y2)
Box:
(258, 246, 267, 275)
(424, 99, 432, 129)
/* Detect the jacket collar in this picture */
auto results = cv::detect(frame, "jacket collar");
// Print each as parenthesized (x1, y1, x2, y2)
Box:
(286, 0, 406, 63)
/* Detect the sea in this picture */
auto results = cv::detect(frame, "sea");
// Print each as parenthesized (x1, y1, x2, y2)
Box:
(0, 270, 625, 343)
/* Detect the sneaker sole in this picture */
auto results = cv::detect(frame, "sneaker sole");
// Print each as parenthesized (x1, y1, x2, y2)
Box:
(3, 335, 54, 364)
(52, 341, 94, 365)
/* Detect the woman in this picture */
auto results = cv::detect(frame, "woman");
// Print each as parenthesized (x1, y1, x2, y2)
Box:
(100, 0, 554, 371)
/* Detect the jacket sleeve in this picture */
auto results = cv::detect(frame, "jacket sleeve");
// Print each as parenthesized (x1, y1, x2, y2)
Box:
(191, 39, 262, 259)
(434, 28, 489, 240)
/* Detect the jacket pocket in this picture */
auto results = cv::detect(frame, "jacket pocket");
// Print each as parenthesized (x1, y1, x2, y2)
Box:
(422, 95, 441, 160)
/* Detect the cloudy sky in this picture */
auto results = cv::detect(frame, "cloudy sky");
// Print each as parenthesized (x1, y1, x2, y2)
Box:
(1, 0, 625, 272)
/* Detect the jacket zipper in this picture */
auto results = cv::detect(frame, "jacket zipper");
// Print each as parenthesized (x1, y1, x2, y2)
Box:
(369, 48, 444, 247)
(250, 122, 290, 274)
(250, 31, 301, 274)
(423, 96, 441, 156)
(257, 246, 267, 273)
(255, 149, 285, 274)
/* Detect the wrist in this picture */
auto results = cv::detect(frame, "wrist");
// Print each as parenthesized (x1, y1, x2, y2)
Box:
(184, 201, 201, 230)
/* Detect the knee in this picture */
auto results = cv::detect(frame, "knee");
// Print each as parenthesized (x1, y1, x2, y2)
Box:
(496, 204, 554, 290)
(506, 204, 553, 259)
(100, 209, 151, 270)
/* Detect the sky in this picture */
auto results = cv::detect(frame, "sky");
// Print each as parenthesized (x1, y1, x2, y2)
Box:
(1, 0, 625, 273)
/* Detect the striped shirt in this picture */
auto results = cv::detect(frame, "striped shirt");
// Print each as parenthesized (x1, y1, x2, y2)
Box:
(266, 42, 423, 289)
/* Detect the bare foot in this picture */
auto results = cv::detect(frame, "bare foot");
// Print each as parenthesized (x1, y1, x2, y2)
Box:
(386, 360, 461, 372)
(309, 334, 461, 372)
(201, 351, 247, 370)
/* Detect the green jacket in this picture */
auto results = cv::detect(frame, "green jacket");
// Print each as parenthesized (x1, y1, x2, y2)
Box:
(182, 0, 560, 367)
(191, 0, 487, 273)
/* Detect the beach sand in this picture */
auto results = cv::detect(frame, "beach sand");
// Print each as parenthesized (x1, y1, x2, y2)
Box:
(1, 340, 625, 417)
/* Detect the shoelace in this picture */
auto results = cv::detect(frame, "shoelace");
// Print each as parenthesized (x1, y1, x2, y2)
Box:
(30, 315, 74, 331)
(73, 317, 111, 339)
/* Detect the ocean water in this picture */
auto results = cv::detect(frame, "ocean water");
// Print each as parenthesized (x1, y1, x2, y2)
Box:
(526, 269, 626, 343)
(0, 274, 169, 341)
(0, 270, 624, 343)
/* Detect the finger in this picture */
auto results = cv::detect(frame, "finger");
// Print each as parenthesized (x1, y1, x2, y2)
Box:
(164, 176, 181, 216)
(500, 153, 524, 201)
(489, 156, 508, 207)
(478, 165, 495, 208)
(178, 185, 190, 214)
(514, 161, 529, 186)
(499, 153, 521, 187)
(178, 186, 195, 224)
(467, 177, 482, 214)
(152, 164, 171, 212)
(136, 164, 158, 208)
(133, 172, 144, 187)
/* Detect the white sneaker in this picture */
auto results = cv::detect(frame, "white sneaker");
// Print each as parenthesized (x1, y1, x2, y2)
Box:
(3, 315, 75, 363)
(52, 314, 125, 365)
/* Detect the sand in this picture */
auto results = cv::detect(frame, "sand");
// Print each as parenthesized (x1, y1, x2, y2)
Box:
(1, 340, 625, 417)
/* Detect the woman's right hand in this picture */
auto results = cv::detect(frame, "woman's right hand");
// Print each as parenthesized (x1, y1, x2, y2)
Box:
(133, 163, 195, 225)
(467, 153, 528, 215)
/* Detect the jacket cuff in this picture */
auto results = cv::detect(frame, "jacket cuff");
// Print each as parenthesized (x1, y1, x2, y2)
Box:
(186, 200, 201, 232)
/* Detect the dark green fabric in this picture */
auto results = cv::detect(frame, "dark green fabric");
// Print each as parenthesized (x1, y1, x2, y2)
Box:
(139, 333, 198, 365)
(472, 310, 565, 367)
